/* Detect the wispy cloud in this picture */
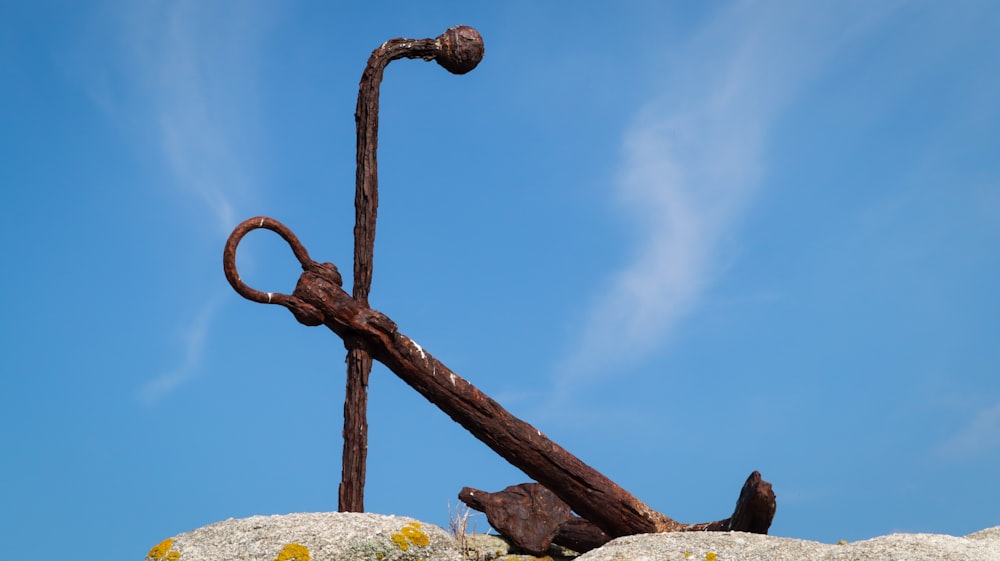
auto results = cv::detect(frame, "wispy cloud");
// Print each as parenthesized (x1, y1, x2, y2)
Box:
(122, 1, 271, 233)
(936, 400, 1000, 459)
(137, 302, 217, 405)
(553, 2, 901, 395)
(115, 2, 271, 401)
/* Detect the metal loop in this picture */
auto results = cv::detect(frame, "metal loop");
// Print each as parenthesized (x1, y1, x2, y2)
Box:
(223, 216, 315, 307)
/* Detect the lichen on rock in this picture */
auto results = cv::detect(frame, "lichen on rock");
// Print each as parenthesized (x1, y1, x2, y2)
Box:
(147, 537, 181, 561)
(273, 543, 310, 561)
(147, 512, 461, 561)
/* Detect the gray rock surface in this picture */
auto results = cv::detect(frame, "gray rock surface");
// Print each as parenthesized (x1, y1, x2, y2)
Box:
(574, 527, 1000, 561)
(144, 513, 1000, 561)
(462, 533, 578, 561)
(144, 512, 462, 561)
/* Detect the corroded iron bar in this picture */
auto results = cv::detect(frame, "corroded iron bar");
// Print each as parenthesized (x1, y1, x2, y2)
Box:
(460, 471, 776, 554)
(294, 265, 681, 537)
(680, 470, 776, 533)
(222, 216, 678, 537)
(342, 26, 484, 512)
(458, 483, 573, 555)
(353, 25, 484, 306)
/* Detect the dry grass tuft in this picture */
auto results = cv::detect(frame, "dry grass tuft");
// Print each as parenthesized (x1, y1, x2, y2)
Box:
(449, 502, 486, 560)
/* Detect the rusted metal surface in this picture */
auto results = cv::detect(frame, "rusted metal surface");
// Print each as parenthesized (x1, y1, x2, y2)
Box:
(342, 25, 484, 512)
(460, 471, 776, 553)
(458, 483, 572, 555)
(553, 517, 611, 554)
(352, 24, 483, 306)
(338, 347, 371, 512)
(680, 470, 776, 534)
(223, 217, 679, 537)
(222, 24, 778, 547)
(222, 217, 776, 540)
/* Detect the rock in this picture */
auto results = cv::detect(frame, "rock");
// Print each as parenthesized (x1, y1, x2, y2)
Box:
(144, 514, 1000, 561)
(144, 512, 462, 561)
(462, 532, 580, 561)
(463, 533, 512, 559)
(574, 527, 1000, 561)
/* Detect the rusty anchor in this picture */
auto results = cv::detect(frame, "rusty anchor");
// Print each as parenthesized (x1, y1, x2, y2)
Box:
(223, 216, 775, 551)
(344, 25, 483, 512)
(222, 26, 776, 553)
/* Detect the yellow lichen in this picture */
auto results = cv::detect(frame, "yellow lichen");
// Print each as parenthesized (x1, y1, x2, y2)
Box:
(391, 522, 430, 552)
(391, 532, 410, 551)
(401, 523, 430, 547)
(147, 538, 180, 561)
(684, 553, 692, 559)
(272, 542, 311, 561)
(705, 553, 717, 561)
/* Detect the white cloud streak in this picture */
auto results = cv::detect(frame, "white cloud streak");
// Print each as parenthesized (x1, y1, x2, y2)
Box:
(115, 2, 270, 401)
(554, 2, 901, 394)
(123, 1, 269, 233)
(936, 400, 1000, 459)
(136, 303, 216, 405)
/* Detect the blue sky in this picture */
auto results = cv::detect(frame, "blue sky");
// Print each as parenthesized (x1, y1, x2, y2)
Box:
(2, 1, 999, 558)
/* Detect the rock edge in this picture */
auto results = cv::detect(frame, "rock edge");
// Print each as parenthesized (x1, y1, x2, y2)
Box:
(144, 513, 1000, 561)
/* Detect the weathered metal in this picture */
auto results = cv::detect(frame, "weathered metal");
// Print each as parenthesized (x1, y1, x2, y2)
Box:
(553, 517, 611, 554)
(461, 471, 776, 554)
(222, 24, 778, 547)
(222, 217, 776, 541)
(458, 483, 572, 555)
(681, 470, 776, 534)
(342, 25, 484, 512)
